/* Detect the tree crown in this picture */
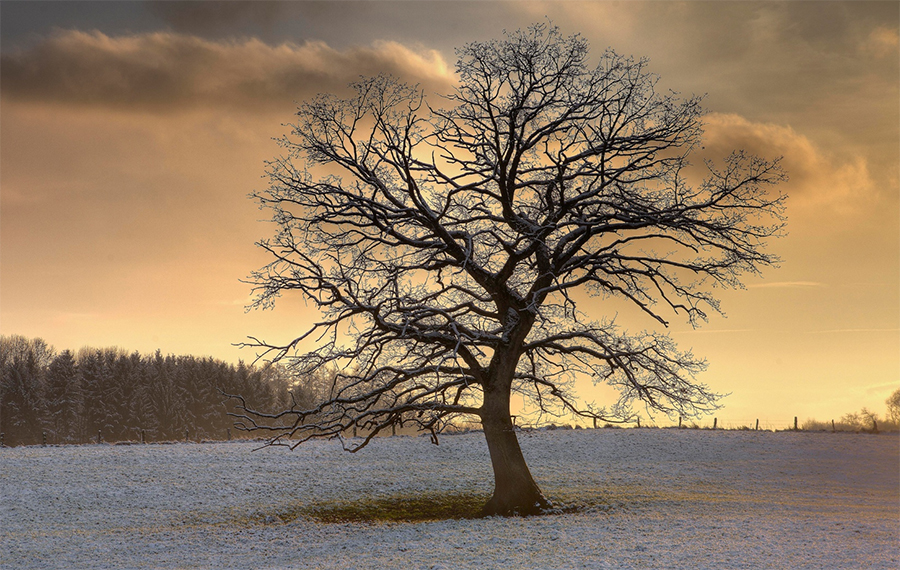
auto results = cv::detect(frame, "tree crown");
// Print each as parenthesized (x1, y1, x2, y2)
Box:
(239, 24, 785, 449)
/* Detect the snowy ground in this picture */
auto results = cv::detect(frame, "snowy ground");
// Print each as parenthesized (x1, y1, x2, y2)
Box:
(2, 428, 897, 569)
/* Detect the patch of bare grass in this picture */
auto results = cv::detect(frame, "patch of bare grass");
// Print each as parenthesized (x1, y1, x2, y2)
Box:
(251, 491, 619, 524)
(263, 492, 490, 524)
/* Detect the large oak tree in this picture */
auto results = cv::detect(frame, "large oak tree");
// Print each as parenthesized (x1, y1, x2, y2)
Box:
(233, 24, 785, 516)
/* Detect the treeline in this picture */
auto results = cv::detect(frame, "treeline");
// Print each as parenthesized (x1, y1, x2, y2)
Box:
(802, 400, 900, 433)
(0, 335, 316, 447)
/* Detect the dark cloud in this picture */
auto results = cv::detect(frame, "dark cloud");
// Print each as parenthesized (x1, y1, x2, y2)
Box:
(0, 30, 454, 111)
(146, 1, 286, 36)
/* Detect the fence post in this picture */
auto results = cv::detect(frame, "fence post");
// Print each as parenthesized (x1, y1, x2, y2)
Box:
(831, 419, 835, 433)
(593, 417, 597, 429)
(678, 416, 682, 429)
(42, 431, 46, 447)
(392, 423, 396, 436)
(636, 417, 641, 428)
(185, 428, 189, 442)
(97, 430, 102, 444)
(794, 417, 798, 431)
(0, 432, 4, 447)
(755, 419, 759, 431)
(713, 418, 717, 430)
(140, 429, 145, 444)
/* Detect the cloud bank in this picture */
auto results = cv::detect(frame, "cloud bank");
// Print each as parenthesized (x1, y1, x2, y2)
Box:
(0, 30, 453, 111)
(701, 113, 878, 213)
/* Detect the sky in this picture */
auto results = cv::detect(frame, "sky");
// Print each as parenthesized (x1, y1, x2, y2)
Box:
(1, 1, 898, 426)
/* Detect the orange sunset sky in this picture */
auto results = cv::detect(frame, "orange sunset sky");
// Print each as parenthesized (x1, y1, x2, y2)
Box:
(1, 1, 898, 426)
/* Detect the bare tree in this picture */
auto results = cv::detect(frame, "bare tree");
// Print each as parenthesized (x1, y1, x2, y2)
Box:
(886, 388, 900, 425)
(232, 24, 785, 515)
(859, 407, 879, 433)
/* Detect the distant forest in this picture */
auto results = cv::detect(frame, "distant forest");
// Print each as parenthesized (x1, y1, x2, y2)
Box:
(0, 335, 317, 447)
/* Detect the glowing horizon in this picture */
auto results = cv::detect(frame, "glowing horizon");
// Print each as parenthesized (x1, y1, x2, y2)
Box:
(2, 1, 897, 425)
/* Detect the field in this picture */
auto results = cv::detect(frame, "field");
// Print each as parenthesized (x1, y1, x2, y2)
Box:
(2, 428, 897, 569)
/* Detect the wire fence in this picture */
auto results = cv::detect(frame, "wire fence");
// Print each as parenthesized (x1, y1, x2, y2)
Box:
(697, 418, 794, 431)
(532, 414, 896, 433)
(546, 416, 802, 431)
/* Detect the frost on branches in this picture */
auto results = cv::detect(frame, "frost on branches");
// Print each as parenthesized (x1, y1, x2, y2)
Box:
(229, 24, 785, 516)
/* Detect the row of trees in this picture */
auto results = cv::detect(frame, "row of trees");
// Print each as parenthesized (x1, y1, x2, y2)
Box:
(0, 335, 320, 447)
(802, 391, 900, 433)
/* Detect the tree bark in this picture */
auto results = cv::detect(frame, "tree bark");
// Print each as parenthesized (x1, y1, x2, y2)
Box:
(480, 381, 550, 516)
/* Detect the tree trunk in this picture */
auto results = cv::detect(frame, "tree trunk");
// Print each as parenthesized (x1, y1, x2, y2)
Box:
(480, 383, 550, 516)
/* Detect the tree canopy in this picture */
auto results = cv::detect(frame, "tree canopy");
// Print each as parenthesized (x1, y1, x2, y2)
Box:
(234, 24, 786, 515)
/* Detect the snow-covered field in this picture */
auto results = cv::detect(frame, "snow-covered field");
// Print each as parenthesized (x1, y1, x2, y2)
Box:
(2, 428, 897, 569)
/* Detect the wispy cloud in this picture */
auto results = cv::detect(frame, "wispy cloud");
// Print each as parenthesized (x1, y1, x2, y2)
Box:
(672, 329, 755, 335)
(866, 382, 900, 395)
(810, 328, 900, 334)
(208, 297, 255, 307)
(52, 311, 103, 325)
(747, 281, 826, 289)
